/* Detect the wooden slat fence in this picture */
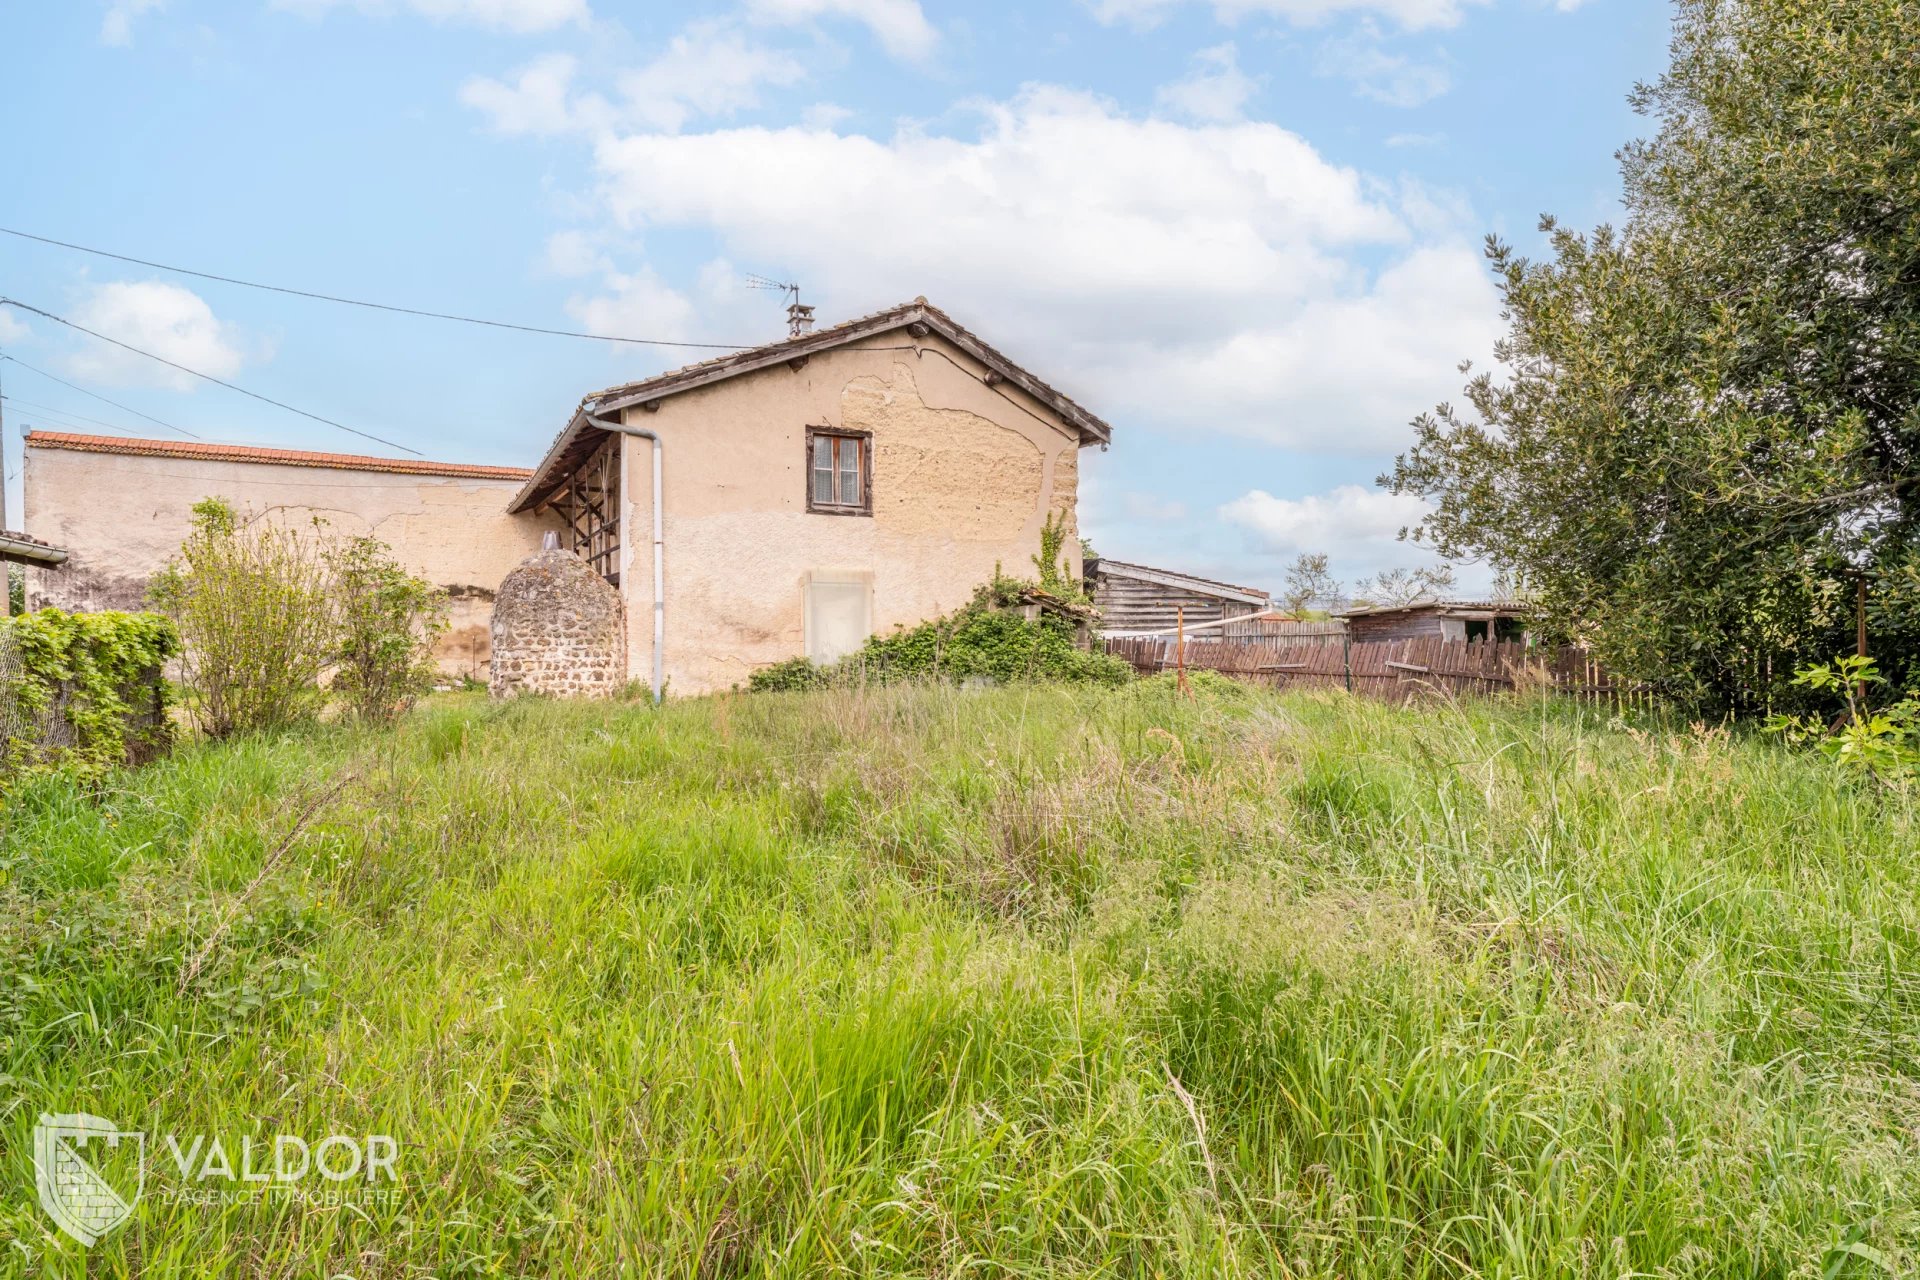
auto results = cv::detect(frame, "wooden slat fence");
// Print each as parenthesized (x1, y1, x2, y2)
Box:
(1106, 633, 1648, 707)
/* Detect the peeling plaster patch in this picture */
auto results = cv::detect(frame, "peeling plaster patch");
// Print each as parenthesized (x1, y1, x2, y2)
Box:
(846, 363, 1044, 540)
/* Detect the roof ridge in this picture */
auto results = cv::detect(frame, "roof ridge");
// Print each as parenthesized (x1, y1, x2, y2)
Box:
(584, 298, 931, 403)
(508, 296, 1112, 514)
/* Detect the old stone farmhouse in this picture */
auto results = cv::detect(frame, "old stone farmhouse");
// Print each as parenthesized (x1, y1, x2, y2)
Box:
(21, 299, 1111, 695)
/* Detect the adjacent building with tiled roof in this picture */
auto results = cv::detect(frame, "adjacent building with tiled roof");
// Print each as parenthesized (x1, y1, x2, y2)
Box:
(22, 430, 557, 678)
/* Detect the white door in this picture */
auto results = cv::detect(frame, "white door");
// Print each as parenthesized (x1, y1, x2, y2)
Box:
(806, 573, 871, 664)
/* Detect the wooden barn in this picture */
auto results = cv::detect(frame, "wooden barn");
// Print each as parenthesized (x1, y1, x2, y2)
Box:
(1086, 558, 1271, 634)
(1338, 598, 1530, 643)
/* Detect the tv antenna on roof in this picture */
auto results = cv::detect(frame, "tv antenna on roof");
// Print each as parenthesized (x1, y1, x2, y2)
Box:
(746, 273, 813, 338)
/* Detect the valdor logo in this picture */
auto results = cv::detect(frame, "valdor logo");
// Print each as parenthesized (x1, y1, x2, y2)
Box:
(33, 1113, 145, 1247)
(31, 1112, 401, 1248)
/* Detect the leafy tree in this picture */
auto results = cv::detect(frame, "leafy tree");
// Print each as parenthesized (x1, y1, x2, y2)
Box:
(1353, 565, 1455, 609)
(1282, 553, 1345, 616)
(1386, 0, 1920, 713)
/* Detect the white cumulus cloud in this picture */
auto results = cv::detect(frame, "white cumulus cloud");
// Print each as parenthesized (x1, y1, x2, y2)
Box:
(1077, 245, 1497, 450)
(1155, 43, 1258, 123)
(273, 0, 588, 34)
(620, 22, 808, 132)
(1316, 26, 1452, 107)
(1219, 483, 1436, 578)
(744, 0, 937, 60)
(0, 310, 29, 344)
(1087, 0, 1486, 33)
(460, 52, 597, 136)
(564, 267, 695, 343)
(462, 24, 808, 137)
(573, 85, 1497, 451)
(101, 0, 165, 45)
(61, 281, 248, 391)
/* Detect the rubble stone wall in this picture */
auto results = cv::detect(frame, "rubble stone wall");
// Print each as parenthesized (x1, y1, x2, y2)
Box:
(489, 549, 625, 698)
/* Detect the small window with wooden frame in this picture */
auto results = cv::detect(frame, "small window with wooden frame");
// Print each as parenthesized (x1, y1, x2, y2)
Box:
(806, 427, 871, 516)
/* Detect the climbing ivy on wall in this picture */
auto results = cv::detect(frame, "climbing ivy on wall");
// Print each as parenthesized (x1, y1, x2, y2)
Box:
(0, 608, 179, 782)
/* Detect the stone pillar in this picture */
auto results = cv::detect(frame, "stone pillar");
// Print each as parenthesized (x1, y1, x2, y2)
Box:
(488, 548, 626, 699)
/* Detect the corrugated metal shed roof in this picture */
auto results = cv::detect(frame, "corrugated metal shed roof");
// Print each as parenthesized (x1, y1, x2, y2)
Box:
(1091, 558, 1270, 604)
(1337, 598, 1531, 619)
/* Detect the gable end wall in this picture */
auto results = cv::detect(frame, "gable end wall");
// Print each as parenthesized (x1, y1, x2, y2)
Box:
(612, 333, 1086, 694)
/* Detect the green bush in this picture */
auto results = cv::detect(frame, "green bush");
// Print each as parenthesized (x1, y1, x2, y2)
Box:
(0, 607, 178, 782)
(330, 535, 449, 722)
(1765, 655, 1920, 785)
(748, 579, 1132, 691)
(748, 655, 830, 692)
(150, 498, 448, 737)
(151, 498, 339, 739)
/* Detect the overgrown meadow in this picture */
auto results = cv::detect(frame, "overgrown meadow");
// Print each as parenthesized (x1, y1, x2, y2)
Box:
(2, 681, 1917, 1277)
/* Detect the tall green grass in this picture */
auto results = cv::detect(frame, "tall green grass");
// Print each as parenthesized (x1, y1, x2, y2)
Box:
(1, 682, 1916, 1276)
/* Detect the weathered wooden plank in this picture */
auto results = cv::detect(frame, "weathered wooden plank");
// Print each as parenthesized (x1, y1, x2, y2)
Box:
(1105, 634, 1629, 705)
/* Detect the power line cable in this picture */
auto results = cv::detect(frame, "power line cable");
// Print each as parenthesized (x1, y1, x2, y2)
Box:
(0, 226, 750, 351)
(0, 353, 201, 439)
(0, 397, 140, 437)
(0, 394, 143, 437)
(0, 297, 418, 455)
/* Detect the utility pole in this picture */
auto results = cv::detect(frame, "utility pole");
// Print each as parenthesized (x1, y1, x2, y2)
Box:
(1855, 573, 1868, 707)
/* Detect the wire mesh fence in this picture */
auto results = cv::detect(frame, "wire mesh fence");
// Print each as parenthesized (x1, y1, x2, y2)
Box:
(0, 626, 21, 784)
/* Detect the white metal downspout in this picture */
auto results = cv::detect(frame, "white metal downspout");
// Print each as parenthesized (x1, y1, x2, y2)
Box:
(585, 413, 664, 704)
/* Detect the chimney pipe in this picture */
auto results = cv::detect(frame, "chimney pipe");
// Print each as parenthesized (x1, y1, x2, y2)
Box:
(787, 302, 815, 338)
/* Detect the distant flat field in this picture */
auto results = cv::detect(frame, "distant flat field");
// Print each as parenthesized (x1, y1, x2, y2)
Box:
(2, 683, 1916, 1277)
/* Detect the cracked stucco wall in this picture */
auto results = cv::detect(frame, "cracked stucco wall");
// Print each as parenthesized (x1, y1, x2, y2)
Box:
(22, 447, 561, 679)
(615, 332, 1088, 695)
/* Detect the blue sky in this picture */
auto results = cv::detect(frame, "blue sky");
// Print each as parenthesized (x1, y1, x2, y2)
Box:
(1, 0, 1669, 595)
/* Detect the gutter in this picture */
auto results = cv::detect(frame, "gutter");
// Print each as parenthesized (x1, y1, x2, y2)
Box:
(0, 533, 68, 567)
(585, 414, 664, 705)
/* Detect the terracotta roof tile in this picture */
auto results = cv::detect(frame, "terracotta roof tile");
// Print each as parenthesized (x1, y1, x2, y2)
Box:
(24, 431, 533, 480)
